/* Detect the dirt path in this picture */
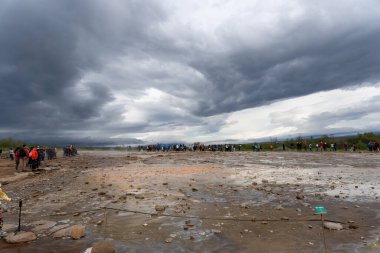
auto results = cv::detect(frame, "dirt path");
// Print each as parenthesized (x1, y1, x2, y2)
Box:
(0, 151, 379, 252)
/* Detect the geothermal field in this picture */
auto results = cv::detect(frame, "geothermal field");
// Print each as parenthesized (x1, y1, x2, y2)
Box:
(0, 150, 379, 253)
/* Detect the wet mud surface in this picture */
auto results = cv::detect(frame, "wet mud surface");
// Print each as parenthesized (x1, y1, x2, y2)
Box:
(0, 151, 379, 252)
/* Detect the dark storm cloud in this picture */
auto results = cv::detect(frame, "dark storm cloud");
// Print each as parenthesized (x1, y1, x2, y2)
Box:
(0, 0, 166, 131)
(1, 0, 380, 144)
(187, 15, 380, 116)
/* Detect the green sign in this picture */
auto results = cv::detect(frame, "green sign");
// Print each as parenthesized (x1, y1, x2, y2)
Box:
(315, 206, 327, 214)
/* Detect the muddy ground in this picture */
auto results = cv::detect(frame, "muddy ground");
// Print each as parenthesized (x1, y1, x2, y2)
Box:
(0, 150, 379, 253)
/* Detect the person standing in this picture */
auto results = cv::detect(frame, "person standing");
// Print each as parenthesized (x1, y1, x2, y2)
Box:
(29, 147, 39, 171)
(8, 148, 14, 161)
(14, 147, 21, 172)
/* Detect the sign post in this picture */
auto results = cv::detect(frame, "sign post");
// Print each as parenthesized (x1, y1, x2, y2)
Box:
(315, 206, 327, 253)
(17, 200, 22, 232)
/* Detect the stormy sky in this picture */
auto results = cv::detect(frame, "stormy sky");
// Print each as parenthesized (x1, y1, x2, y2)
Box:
(1, 0, 380, 145)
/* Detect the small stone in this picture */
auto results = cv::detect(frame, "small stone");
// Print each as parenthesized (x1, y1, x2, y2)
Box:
(92, 240, 116, 253)
(275, 205, 284, 210)
(296, 192, 304, 200)
(281, 217, 289, 221)
(323, 222, 343, 230)
(308, 225, 313, 229)
(240, 203, 250, 209)
(349, 224, 359, 229)
(261, 221, 268, 225)
(264, 186, 272, 192)
(135, 195, 145, 199)
(165, 238, 173, 243)
(211, 229, 221, 234)
(155, 205, 167, 212)
(192, 188, 198, 192)
(262, 179, 269, 184)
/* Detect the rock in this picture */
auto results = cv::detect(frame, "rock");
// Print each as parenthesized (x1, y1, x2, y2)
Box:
(264, 186, 272, 192)
(191, 188, 198, 192)
(240, 202, 250, 209)
(281, 217, 289, 220)
(135, 194, 145, 199)
(155, 205, 167, 212)
(262, 179, 269, 184)
(261, 221, 268, 224)
(296, 208, 301, 212)
(252, 182, 258, 185)
(92, 240, 116, 253)
(275, 205, 284, 210)
(211, 229, 221, 234)
(71, 225, 86, 239)
(296, 192, 304, 200)
(272, 187, 282, 195)
(349, 224, 359, 229)
(5, 231, 37, 243)
(165, 238, 173, 243)
(323, 222, 343, 230)
(98, 192, 107, 196)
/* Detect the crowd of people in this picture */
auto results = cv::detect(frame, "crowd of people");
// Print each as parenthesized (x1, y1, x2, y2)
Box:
(0, 145, 60, 172)
(138, 143, 243, 152)
(63, 145, 77, 156)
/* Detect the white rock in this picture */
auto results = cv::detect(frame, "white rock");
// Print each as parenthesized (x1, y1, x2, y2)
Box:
(323, 221, 343, 230)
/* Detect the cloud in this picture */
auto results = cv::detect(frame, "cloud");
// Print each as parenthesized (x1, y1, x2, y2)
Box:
(1, 0, 380, 144)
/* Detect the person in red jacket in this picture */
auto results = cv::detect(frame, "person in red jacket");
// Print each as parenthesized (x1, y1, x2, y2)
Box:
(29, 147, 39, 171)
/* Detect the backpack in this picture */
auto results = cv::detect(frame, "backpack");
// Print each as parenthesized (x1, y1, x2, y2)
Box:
(19, 148, 26, 157)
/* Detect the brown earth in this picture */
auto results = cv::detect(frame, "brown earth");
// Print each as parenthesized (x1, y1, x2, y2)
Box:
(0, 150, 379, 253)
